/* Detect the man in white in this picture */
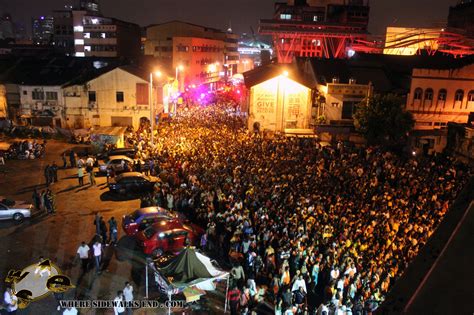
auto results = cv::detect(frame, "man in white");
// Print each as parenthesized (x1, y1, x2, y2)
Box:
(76, 241, 90, 273)
(3, 287, 18, 314)
(123, 282, 134, 315)
(93, 240, 102, 274)
(114, 290, 125, 315)
(63, 307, 78, 315)
(291, 274, 307, 293)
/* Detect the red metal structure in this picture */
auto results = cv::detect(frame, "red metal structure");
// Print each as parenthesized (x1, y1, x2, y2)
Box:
(261, 1, 474, 62)
(259, 0, 370, 63)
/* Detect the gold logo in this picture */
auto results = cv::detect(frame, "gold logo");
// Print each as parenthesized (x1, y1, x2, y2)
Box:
(5, 258, 74, 309)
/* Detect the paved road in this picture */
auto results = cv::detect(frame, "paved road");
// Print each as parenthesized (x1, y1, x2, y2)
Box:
(0, 140, 190, 314)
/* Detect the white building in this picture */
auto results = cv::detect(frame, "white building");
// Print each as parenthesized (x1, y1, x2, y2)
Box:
(406, 60, 474, 153)
(63, 66, 164, 129)
(19, 85, 65, 127)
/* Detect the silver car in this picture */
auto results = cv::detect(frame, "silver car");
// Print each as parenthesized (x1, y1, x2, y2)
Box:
(0, 200, 32, 223)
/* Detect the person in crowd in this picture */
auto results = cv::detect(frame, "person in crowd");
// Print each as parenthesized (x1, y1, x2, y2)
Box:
(62, 152, 68, 169)
(123, 282, 134, 315)
(108, 217, 118, 245)
(32, 188, 41, 210)
(69, 149, 76, 168)
(51, 161, 58, 183)
(93, 240, 102, 274)
(3, 286, 18, 314)
(228, 285, 241, 315)
(76, 241, 90, 273)
(113, 290, 125, 315)
(44, 164, 51, 186)
(77, 166, 84, 186)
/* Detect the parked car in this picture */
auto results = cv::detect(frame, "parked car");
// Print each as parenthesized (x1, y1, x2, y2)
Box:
(99, 148, 137, 159)
(122, 207, 178, 236)
(98, 155, 134, 174)
(136, 221, 204, 257)
(0, 198, 32, 223)
(108, 172, 159, 194)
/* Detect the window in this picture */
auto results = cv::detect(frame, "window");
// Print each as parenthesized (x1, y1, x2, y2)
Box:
(32, 91, 45, 100)
(176, 45, 189, 52)
(313, 16, 319, 21)
(23, 90, 27, 95)
(454, 89, 464, 108)
(413, 88, 423, 100)
(88, 91, 96, 102)
(468, 90, 474, 102)
(455, 89, 464, 101)
(116, 91, 124, 103)
(438, 89, 447, 101)
(45, 92, 58, 100)
(280, 14, 292, 20)
(424, 88, 433, 101)
(136, 83, 149, 105)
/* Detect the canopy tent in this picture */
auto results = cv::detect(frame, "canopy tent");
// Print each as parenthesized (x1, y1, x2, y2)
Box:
(148, 247, 230, 313)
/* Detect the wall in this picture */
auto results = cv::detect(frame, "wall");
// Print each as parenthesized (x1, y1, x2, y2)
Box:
(0, 85, 6, 118)
(248, 76, 312, 132)
(19, 85, 65, 126)
(317, 82, 370, 122)
(64, 68, 151, 129)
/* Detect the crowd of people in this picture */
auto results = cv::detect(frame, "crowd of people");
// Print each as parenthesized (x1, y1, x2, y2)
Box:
(120, 103, 470, 314)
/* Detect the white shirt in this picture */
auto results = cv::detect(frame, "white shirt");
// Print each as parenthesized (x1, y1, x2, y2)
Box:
(86, 157, 94, 166)
(63, 307, 78, 315)
(123, 285, 134, 302)
(3, 290, 18, 312)
(93, 243, 102, 256)
(291, 279, 307, 293)
(77, 245, 90, 259)
(114, 296, 125, 314)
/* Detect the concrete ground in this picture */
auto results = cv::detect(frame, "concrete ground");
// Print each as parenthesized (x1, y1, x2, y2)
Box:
(0, 139, 227, 315)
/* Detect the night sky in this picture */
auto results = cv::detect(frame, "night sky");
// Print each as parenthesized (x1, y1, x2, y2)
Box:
(0, 0, 460, 37)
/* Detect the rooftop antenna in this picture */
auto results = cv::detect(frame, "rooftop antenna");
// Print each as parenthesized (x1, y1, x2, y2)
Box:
(227, 20, 232, 33)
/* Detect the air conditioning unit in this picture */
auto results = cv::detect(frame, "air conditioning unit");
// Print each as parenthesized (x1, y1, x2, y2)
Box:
(35, 102, 43, 110)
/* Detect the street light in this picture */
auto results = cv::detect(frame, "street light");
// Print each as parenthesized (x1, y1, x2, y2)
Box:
(149, 70, 162, 145)
(175, 65, 184, 81)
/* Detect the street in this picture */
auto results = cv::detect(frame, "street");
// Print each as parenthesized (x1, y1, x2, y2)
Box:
(0, 139, 222, 314)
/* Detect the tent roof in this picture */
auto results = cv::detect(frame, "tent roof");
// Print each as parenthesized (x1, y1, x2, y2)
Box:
(158, 247, 227, 285)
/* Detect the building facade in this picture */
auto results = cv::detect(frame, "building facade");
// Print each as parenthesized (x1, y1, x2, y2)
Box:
(406, 61, 474, 152)
(63, 67, 156, 129)
(244, 65, 313, 133)
(145, 21, 238, 86)
(52, 8, 140, 57)
(19, 85, 65, 127)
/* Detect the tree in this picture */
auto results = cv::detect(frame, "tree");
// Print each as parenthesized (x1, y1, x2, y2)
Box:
(353, 94, 414, 147)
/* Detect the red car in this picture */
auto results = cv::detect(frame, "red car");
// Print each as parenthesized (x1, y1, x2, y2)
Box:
(122, 207, 178, 236)
(136, 221, 204, 257)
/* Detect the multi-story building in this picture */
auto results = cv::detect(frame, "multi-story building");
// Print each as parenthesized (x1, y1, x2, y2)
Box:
(406, 57, 474, 153)
(145, 21, 239, 86)
(32, 16, 54, 45)
(53, 2, 140, 58)
(74, 14, 141, 58)
(259, 0, 370, 62)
